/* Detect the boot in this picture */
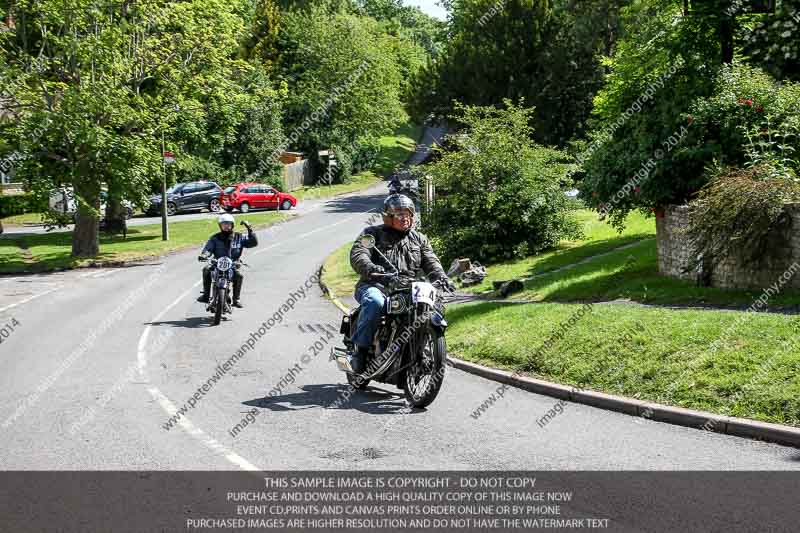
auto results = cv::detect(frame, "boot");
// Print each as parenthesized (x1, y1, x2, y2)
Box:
(199, 267, 211, 303)
(350, 345, 370, 374)
(232, 274, 243, 308)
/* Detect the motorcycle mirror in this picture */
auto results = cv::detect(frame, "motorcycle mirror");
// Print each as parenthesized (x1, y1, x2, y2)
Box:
(358, 234, 376, 249)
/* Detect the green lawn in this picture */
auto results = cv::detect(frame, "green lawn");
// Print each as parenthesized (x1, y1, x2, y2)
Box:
(292, 171, 383, 202)
(466, 209, 800, 307)
(1, 212, 45, 226)
(448, 300, 800, 426)
(321, 241, 359, 301)
(372, 122, 423, 176)
(0, 210, 288, 273)
(462, 210, 656, 294)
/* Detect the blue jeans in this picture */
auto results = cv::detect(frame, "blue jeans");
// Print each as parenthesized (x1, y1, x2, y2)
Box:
(352, 286, 386, 349)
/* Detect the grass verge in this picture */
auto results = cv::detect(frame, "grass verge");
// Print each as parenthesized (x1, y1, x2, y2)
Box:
(0, 210, 288, 273)
(1, 212, 45, 226)
(448, 300, 800, 426)
(321, 242, 359, 301)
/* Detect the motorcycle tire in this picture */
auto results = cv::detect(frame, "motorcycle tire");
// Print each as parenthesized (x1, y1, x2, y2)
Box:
(403, 327, 446, 408)
(213, 287, 225, 325)
(347, 372, 371, 390)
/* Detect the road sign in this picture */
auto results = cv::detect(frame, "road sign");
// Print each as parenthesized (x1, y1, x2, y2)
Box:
(163, 151, 176, 164)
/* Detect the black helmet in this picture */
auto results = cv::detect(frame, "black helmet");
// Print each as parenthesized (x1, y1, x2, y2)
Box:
(383, 194, 415, 216)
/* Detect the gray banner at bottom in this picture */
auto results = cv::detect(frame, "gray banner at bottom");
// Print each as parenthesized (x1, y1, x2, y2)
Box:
(1, 471, 798, 532)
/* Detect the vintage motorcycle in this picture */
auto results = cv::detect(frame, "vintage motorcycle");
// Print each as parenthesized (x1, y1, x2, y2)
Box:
(331, 234, 452, 408)
(202, 255, 243, 325)
(199, 221, 250, 325)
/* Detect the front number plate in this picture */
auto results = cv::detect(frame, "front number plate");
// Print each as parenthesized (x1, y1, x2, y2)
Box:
(412, 282, 437, 306)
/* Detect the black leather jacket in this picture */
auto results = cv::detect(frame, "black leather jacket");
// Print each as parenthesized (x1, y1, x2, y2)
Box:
(201, 230, 257, 261)
(350, 224, 447, 295)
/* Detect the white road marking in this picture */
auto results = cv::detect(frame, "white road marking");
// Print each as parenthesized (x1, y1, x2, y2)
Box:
(252, 210, 374, 256)
(136, 282, 261, 471)
(148, 386, 260, 471)
(90, 269, 120, 278)
(0, 287, 60, 314)
(137, 207, 374, 470)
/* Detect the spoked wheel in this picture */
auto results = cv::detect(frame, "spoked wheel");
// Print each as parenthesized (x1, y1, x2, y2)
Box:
(213, 287, 225, 325)
(209, 199, 221, 212)
(347, 372, 371, 390)
(403, 326, 446, 408)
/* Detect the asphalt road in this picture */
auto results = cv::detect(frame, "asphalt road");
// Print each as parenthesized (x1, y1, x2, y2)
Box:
(1, 180, 799, 473)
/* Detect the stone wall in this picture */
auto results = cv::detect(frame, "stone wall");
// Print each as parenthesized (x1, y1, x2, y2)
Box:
(655, 203, 800, 290)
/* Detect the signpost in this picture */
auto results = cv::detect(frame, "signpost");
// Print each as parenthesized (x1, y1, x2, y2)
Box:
(161, 130, 174, 241)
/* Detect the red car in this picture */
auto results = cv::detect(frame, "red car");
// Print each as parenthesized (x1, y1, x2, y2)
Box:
(221, 183, 297, 213)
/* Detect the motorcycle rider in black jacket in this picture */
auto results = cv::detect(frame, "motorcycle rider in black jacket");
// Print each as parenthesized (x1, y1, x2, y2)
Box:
(197, 213, 257, 307)
(349, 194, 454, 373)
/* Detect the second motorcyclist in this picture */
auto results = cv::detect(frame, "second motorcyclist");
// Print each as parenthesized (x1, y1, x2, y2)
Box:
(197, 213, 257, 308)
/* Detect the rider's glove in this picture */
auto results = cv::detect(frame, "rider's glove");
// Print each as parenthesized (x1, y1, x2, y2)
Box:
(443, 278, 457, 292)
(198, 254, 208, 262)
(369, 264, 386, 275)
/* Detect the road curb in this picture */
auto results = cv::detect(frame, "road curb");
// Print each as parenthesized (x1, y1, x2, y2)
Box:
(318, 275, 800, 448)
(450, 358, 800, 448)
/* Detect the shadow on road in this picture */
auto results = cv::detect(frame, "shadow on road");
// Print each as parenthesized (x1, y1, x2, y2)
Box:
(242, 383, 420, 415)
(323, 189, 387, 216)
(146, 316, 214, 329)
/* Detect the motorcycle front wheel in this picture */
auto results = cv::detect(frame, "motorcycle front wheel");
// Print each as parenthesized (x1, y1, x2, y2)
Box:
(213, 287, 226, 325)
(403, 326, 446, 408)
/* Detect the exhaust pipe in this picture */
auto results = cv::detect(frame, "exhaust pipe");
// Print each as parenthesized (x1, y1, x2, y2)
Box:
(331, 347, 353, 373)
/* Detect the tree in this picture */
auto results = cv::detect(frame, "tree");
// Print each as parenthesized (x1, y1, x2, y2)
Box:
(354, 0, 446, 57)
(274, 3, 408, 180)
(0, 0, 269, 256)
(578, 0, 800, 228)
(423, 100, 580, 263)
(409, 0, 627, 146)
(742, 0, 800, 81)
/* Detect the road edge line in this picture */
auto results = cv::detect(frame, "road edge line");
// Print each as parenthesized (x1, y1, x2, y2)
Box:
(318, 276, 800, 449)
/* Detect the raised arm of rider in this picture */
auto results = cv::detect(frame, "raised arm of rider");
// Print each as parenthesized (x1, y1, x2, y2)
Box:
(242, 226, 258, 248)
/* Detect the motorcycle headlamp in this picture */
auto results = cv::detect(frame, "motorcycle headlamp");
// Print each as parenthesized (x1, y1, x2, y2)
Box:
(387, 295, 407, 314)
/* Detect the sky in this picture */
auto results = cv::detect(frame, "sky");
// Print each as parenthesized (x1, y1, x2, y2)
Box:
(402, 0, 448, 21)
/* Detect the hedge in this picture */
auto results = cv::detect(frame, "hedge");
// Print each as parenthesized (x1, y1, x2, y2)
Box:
(0, 193, 48, 217)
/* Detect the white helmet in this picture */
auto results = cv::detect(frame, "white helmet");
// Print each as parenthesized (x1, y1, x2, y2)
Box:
(218, 213, 235, 225)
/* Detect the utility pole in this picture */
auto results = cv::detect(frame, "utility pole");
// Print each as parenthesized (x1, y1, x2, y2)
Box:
(161, 129, 169, 241)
